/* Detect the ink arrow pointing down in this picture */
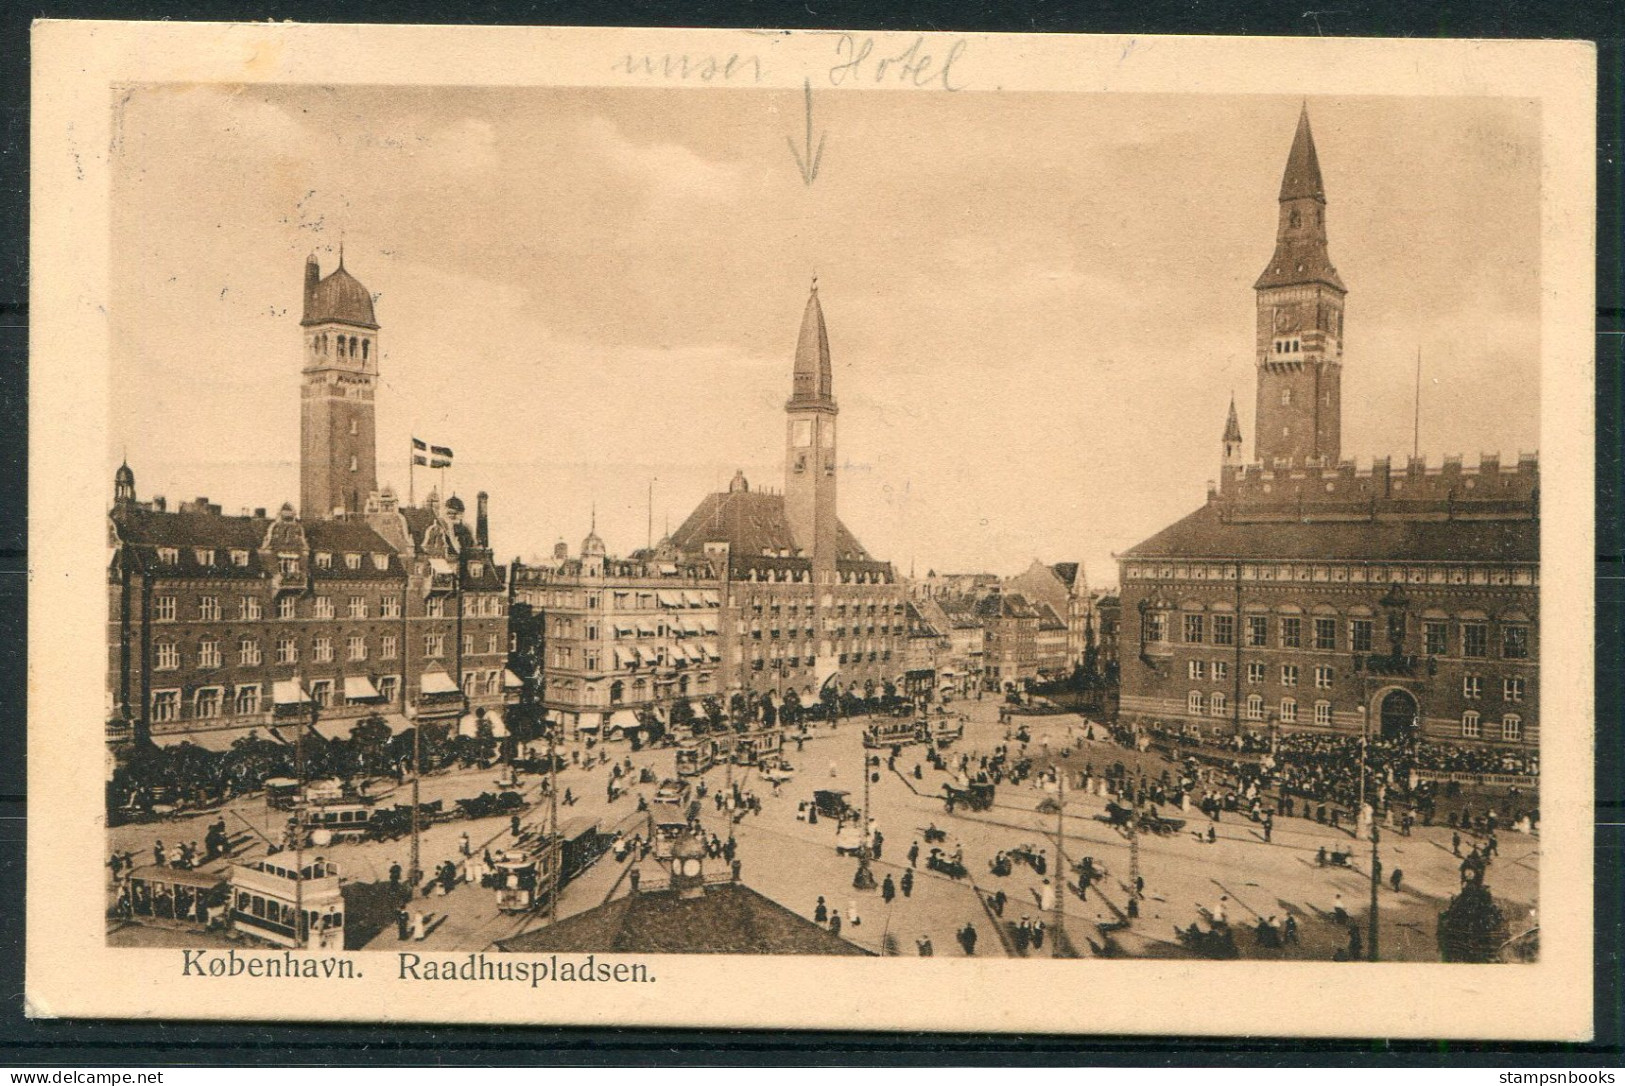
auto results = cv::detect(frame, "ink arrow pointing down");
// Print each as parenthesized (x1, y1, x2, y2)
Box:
(787, 78, 826, 186)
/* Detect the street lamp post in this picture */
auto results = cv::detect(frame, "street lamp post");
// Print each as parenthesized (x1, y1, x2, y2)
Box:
(406, 703, 420, 890)
(1356, 701, 1380, 961)
(853, 740, 876, 891)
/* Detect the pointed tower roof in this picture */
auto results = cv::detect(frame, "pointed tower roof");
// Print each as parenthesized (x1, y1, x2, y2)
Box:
(1255, 106, 1345, 293)
(1223, 397, 1243, 443)
(788, 278, 834, 407)
(1279, 104, 1325, 202)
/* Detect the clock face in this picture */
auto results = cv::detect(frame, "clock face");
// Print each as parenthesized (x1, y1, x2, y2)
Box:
(682, 858, 701, 876)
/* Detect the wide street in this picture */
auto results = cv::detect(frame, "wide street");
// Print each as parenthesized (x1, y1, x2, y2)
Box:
(107, 692, 1537, 961)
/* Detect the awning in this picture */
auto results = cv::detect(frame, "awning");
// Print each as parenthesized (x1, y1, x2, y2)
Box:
(703, 642, 721, 661)
(503, 669, 524, 689)
(700, 617, 718, 635)
(419, 671, 459, 696)
(682, 591, 703, 608)
(636, 621, 656, 636)
(273, 680, 311, 706)
(657, 591, 682, 608)
(608, 709, 641, 732)
(614, 648, 633, 669)
(636, 646, 659, 665)
(344, 675, 383, 702)
(614, 623, 635, 637)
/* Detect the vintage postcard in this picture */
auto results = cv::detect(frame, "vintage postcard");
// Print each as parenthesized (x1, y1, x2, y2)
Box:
(28, 23, 1595, 1037)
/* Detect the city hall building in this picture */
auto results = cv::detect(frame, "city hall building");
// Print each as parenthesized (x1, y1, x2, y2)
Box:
(1117, 108, 1539, 750)
(107, 254, 513, 748)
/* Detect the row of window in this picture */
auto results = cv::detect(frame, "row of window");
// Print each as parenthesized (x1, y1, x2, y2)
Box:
(149, 668, 509, 723)
(1155, 613, 1532, 659)
(1125, 561, 1535, 588)
(1180, 691, 1526, 741)
(1183, 658, 1526, 702)
(149, 593, 504, 623)
(153, 632, 506, 670)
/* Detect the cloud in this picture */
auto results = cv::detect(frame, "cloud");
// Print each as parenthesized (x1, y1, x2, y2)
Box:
(577, 115, 747, 205)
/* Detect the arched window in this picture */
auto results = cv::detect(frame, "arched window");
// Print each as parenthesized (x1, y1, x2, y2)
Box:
(349, 336, 358, 356)
(1461, 711, 1481, 738)
(1279, 697, 1297, 724)
(609, 680, 623, 705)
(1210, 692, 1227, 717)
(1245, 694, 1264, 721)
(1187, 691, 1205, 715)
(361, 339, 369, 361)
(1501, 714, 1522, 742)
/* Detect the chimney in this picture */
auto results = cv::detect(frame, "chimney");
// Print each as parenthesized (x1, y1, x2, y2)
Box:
(476, 491, 490, 548)
(254, 507, 267, 519)
(304, 254, 320, 315)
(152, 496, 166, 512)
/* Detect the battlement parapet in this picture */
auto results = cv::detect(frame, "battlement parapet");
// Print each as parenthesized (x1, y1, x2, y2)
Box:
(1219, 451, 1539, 508)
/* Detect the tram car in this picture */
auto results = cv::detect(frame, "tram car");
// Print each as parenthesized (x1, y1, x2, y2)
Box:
(491, 846, 548, 913)
(299, 798, 377, 845)
(863, 719, 927, 749)
(732, 728, 782, 766)
(228, 856, 345, 950)
(263, 777, 301, 810)
(558, 816, 609, 877)
(675, 737, 722, 778)
(116, 865, 228, 929)
(931, 719, 965, 748)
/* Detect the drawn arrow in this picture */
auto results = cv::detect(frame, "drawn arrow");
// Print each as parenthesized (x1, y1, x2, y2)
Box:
(786, 78, 826, 186)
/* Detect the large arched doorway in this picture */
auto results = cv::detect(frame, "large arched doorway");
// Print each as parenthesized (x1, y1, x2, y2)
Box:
(1378, 688, 1419, 740)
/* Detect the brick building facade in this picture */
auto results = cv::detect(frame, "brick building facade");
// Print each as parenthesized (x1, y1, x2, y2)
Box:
(1117, 107, 1538, 750)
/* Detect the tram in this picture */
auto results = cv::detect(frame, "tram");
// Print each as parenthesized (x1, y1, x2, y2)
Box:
(863, 719, 927, 749)
(228, 856, 345, 950)
(675, 737, 721, 777)
(732, 728, 782, 766)
(116, 865, 228, 929)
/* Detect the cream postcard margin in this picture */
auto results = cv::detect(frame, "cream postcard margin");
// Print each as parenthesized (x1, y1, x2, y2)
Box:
(28, 22, 1596, 1038)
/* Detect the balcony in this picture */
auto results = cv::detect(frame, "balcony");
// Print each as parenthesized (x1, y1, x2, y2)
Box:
(1359, 653, 1419, 677)
(271, 571, 308, 595)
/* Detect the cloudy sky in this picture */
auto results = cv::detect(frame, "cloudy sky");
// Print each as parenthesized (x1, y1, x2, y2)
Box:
(109, 85, 1541, 585)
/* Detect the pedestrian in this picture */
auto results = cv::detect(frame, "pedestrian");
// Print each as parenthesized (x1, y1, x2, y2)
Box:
(814, 896, 828, 923)
(882, 874, 896, 904)
(1263, 813, 1274, 843)
(396, 909, 409, 941)
(389, 861, 402, 885)
(901, 869, 914, 898)
(1207, 825, 1217, 844)
(908, 840, 920, 868)
(628, 865, 641, 893)
(731, 857, 742, 882)
(1390, 867, 1404, 893)
(962, 922, 978, 956)
(1013, 917, 1030, 952)
(1031, 918, 1045, 950)
(848, 901, 861, 928)
(459, 831, 471, 857)
(829, 911, 842, 936)
(1333, 893, 1348, 925)
(511, 814, 522, 837)
(153, 840, 165, 867)
(917, 934, 934, 957)
(872, 829, 885, 861)
(1348, 925, 1363, 960)
(1283, 914, 1299, 944)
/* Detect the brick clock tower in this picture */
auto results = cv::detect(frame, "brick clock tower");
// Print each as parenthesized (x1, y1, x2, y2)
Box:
(1253, 106, 1347, 468)
(784, 279, 839, 574)
(300, 251, 380, 518)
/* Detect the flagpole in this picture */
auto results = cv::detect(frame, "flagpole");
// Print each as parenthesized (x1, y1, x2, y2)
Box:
(409, 440, 416, 509)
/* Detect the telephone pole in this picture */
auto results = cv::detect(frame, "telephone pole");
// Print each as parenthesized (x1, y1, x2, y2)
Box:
(1052, 767, 1065, 957)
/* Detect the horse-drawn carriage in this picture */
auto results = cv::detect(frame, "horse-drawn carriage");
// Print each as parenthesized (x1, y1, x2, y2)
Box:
(813, 789, 859, 822)
(1103, 801, 1185, 836)
(943, 780, 995, 813)
(925, 847, 968, 880)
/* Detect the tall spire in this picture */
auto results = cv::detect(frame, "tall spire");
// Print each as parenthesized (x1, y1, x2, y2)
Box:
(1279, 103, 1325, 202)
(789, 276, 834, 407)
(1256, 105, 1344, 293)
(1223, 396, 1242, 444)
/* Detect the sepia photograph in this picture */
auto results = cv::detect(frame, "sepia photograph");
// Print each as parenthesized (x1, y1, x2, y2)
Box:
(29, 24, 1595, 1036)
